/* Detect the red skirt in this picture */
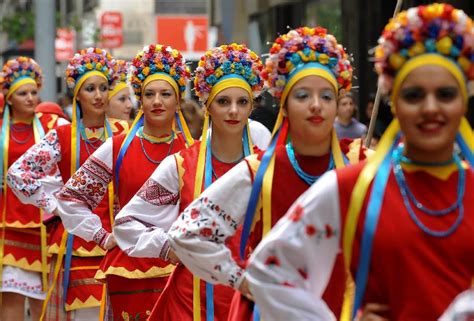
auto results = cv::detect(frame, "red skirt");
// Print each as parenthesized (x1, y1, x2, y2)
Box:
(106, 274, 167, 321)
(148, 264, 236, 321)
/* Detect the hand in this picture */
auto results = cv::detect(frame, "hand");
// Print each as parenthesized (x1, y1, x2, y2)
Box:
(167, 249, 181, 265)
(357, 303, 390, 321)
(104, 233, 117, 250)
(238, 276, 254, 301)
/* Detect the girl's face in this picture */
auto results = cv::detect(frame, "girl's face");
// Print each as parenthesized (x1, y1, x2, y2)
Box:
(337, 96, 355, 120)
(76, 75, 109, 120)
(141, 79, 178, 129)
(107, 87, 133, 121)
(208, 87, 252, 137)
(395, 65, 464, 159)
(285, 75, 337, 146)
(7, 83, 39, 118)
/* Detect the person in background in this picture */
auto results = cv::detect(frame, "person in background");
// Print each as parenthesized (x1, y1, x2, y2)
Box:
(180, 99, 204, 140)
(0, 56, 49, 321)
(334, 92, 367, 139)
(105, 59, 134, 125)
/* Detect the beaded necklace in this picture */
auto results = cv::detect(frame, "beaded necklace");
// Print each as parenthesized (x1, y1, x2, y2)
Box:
(210, 152, 244, 180)
(393, 146, 465, 237)
(137, 127, 175, 165)
(10, 122, 33, 144)
(79, 125, 105, 156)
(285, 142, 334, 185)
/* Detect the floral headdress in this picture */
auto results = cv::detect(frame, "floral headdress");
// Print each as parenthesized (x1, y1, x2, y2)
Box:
(66, 47, 117, 92)
(115, 59, 129, 83)
(129, 44, 190, 100)
(109, 59, 130, 100)
(0, 56, 43, 98)
(375, 3, 474, 94)
(194, 43, 264, 104)
(262, 26, 352, 99)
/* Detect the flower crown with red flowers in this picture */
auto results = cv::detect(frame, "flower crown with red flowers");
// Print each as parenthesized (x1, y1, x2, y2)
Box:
(65, 47, 118, 90)
(0, 56, 43, 95)
(375, 3, 474, 94)
(193, 43, 264, 103)
(129, 44, 190, 100)
(262, 26, 352, 98)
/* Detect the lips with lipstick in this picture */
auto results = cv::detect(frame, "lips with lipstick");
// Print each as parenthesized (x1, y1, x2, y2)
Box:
(93, 102, 104, 109)
(225, 120, 240, 125)
(151, 108, 166, 115)
(307, 115, 325, 124)
(417, 119, 445, 134)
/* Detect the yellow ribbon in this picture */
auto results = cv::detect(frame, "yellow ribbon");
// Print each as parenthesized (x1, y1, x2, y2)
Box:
(108, 81, 128, 100)
(192, 112, 210, 321)
(6, 77, 37, 100)
(40, 230, 68, 321)
(340, 119, 400, 320)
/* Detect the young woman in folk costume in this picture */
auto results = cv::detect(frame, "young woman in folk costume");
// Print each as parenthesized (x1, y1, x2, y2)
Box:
(105, 59, 134, 126)
(166, 26, 370, 321)
(113, 43, 263, 321)
(55, 44, 193, 320)
(0, 57, 55, 321)
(246, 4, 474, 321)
(7, 47, 127, 321)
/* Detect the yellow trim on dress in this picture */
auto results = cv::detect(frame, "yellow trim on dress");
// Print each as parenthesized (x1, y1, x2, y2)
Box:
(65, 295, 102, 311)
(47, 244, 106, 256)
(94, 264, 175, 280)
(3, 221, 43, 228)
(2, 253, 45, 272)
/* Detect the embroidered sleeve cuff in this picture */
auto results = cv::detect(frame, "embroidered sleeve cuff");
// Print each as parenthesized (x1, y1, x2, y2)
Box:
(230, 266, 246, 290)
(40, 195, 58, 213)
(93, 228, 110, 248)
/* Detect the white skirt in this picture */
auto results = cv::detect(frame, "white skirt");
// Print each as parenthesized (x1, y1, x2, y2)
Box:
(1, 265, 46, 300)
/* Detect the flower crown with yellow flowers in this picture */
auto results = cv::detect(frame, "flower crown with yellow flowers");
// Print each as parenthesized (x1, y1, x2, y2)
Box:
(375, 3, 474, 94)
(262, 26, 352, 98)
(194, 43, 264, 103)
(0, 56, 43, 95)
(129, 44, 190, 100)
(66, 47, 118, 90)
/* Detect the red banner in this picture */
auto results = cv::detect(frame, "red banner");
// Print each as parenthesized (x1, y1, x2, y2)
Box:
(100, 11, 123, 49)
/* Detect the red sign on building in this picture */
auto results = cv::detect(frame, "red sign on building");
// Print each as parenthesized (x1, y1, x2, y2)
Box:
(156, 16, 208, 56)
(55, 28, 75, 61)
(100, 11, 123, 48)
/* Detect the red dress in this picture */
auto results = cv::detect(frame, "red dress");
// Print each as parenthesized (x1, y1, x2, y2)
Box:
(97, 133, 187, 320)
(149, 142, 247, 321)
(337, 162, 474, 320)
(2, 118, 52, 280)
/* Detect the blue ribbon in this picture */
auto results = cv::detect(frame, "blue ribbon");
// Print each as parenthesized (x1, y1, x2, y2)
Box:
(253, 304, 261, 321)
(0, 107, 10, 192)
(63, 109, 113, 307)
(114, 114, 144, 187)
(240, 128, 281, 260)
(204, 121, 252, 321)
(175, 112, 193, 147)
(352, 135, 400, 318)
(455, 133, 474, 169)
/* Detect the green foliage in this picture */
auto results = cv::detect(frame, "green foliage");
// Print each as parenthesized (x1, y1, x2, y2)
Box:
(0, 11, 35, 44)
